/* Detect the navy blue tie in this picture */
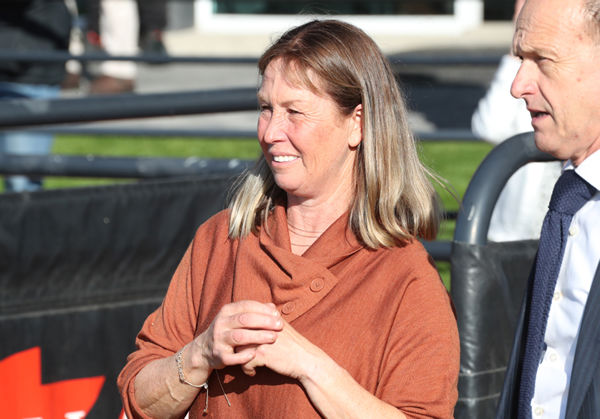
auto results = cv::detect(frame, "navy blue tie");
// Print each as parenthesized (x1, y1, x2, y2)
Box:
(518, 170, 597, 418)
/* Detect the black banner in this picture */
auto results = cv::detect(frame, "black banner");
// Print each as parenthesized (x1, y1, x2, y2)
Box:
(0, 174, 239, 418)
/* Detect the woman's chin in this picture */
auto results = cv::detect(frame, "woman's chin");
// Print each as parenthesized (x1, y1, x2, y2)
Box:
(274, 179, 302, 196)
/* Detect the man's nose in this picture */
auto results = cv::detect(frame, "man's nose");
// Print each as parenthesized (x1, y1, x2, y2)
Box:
(510, 61, 535, 99)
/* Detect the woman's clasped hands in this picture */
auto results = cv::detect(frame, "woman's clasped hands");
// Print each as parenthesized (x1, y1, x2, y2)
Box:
(191, 300, 312, 381)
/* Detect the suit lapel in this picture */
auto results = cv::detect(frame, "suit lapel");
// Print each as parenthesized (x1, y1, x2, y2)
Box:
(565, 262, 600, 418)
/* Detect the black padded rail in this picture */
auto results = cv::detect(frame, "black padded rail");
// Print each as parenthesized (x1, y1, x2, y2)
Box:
(451, 132, 558, 418)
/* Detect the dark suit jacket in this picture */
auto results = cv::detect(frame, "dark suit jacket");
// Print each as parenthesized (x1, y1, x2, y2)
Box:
(496, 261, 600, 419)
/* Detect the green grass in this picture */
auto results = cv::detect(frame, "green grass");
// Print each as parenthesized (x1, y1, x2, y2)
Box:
(418, 141, 493, 288)
(45, 136, 264, 189)
(25, 135, 494, 289)
(420, 140, 493, 215)
(47, 135, 492, 202)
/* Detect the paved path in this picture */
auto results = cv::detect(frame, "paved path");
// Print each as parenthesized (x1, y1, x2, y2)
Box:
(63, 22, 516, 138)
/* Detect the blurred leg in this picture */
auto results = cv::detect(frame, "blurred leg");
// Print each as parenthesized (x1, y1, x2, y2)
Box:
(137, 0, 167, 54)
(137, 0, 167, 34)
(91, 0, 138, 93)
(85, 0, 101, 37)
(0, 82, 59, 192)
(63, 0, 84, 89)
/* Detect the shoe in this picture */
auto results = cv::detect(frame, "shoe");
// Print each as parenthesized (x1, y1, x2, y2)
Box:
(89, 75, 135, 95)
(140, 30, 167, 56)
(61, 72, 81, 90)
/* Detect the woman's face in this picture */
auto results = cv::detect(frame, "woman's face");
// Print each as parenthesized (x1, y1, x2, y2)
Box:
(257, 59, 362, 204)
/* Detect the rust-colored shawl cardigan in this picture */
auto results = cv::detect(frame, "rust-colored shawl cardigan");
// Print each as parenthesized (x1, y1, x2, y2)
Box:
(118, 205, 459, 418)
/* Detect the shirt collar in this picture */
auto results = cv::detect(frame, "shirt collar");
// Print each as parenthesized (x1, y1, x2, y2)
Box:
(564, 148, 600, 192)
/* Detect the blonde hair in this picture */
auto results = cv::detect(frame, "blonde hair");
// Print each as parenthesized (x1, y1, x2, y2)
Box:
(229, 19, 441, 247)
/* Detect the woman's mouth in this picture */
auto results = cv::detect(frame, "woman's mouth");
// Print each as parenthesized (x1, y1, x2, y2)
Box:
(273, 155, 298, 163)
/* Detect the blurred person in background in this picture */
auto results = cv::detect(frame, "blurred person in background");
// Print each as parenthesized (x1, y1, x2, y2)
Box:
(85, 0, 138, 94)
(471, 0, 561, 242)
(118, 19, 459, 419)
(0, 0, 72, 192)
(85, 0, 167, 94)
(62, 0, 85, 90)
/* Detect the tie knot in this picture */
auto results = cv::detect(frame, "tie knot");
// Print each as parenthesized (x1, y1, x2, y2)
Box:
(549, 170, 596, 215)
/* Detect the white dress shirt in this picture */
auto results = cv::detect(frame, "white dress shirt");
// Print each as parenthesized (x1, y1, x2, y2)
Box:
(531, 149, 600, 418)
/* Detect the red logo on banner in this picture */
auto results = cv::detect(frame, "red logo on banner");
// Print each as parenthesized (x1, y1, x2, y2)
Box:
(0, 347, 105, 419)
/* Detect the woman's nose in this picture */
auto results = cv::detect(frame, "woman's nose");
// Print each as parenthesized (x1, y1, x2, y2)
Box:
(259, 112, 286, 144)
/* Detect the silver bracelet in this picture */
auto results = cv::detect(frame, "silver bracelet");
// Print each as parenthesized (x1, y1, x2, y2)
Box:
(175, 347, 208, 390)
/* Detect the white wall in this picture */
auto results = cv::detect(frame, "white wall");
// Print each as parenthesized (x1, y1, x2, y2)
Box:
(191, 0, 484, 36)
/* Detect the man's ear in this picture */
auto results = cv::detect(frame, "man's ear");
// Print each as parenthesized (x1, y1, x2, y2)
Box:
(348, 104, 363, 148)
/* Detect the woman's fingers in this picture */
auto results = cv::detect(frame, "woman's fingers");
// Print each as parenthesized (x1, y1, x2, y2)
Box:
(221, 300, 280, 319)
(219, 346, 257, 367)
(217, 301, 282, 333)
(228, 328, 277, 346)
(197, 300, 283, 369)
(212, 305, 282, 345)
(241, 363, 258, 376)
(234, 311, 282, 331)
(239, 320, 318, 380)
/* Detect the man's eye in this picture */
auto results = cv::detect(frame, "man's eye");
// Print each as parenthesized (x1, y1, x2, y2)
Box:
(288, 109, 301, 115)
(260, 104, 272, 112)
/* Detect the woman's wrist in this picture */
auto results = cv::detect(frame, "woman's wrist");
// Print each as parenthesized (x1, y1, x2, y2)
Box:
(176, 346, 209, 388)
(297, 346, 340, 388)
(182, 336, 213, 385)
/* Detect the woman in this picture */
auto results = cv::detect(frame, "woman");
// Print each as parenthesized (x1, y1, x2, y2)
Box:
(118, 19, 459, 419)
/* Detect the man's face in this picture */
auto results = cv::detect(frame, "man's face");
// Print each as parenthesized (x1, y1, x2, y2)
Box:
(511, 0, 600, 165)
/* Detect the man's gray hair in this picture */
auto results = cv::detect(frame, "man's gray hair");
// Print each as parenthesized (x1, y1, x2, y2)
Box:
(584, 0, 600, 37)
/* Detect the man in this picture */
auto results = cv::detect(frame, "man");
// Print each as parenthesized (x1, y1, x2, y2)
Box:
(496, 0, 600, 418)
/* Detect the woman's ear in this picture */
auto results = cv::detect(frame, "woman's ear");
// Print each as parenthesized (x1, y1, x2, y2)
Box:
(348, 104, 363, 148)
